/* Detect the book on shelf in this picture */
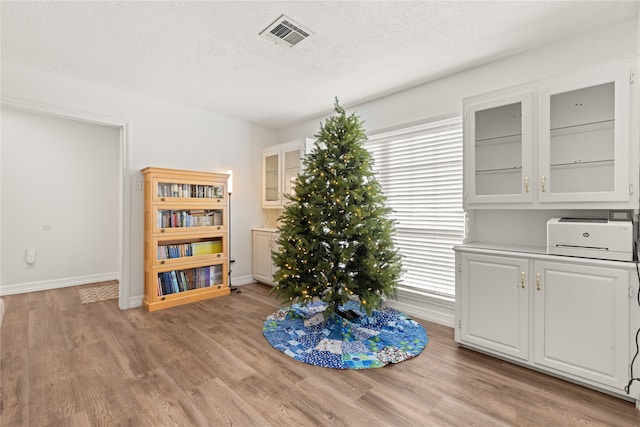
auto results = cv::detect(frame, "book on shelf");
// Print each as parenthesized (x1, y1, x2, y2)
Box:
(158, 272, 172, 295)
(157, 265, 223, 296)
(157, 243, 192, 260)
(177, 271, 188, 292)
(156, 209, 222, 229)
(170, 271, 179, 294)
(191, 241, 222, 256)
(157, 182, 224, 199)
(157, 240, 221, 260)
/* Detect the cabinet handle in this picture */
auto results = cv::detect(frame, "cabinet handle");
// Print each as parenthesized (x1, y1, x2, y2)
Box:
(521, 272, 526, 288)
(524, 177, 529, 193)
(540, 176, 546, 193)
(536, 272, 541, 291)
(160, 197, 166, 202)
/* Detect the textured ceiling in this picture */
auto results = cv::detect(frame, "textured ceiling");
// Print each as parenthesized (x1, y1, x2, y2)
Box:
(1, 1, 638, 129)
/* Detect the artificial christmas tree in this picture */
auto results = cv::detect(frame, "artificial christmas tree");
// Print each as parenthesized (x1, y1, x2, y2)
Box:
(272, 100, 401, 316)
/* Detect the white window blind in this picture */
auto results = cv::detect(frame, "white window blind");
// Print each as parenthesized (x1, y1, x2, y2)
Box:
(366, 115, 464, 300)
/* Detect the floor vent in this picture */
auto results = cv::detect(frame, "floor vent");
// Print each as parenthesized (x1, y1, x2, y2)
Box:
(260, 14, 313, 48)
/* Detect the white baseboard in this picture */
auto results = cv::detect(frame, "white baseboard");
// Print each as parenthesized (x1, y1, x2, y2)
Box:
(128, 294, 143, 308)
(230, 274, 254, 286)
(384, 290, 455, 328)
(0, 272, 119, 296)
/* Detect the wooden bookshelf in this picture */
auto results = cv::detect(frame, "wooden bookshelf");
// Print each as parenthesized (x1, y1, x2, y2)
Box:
(142, 167, 230, 311)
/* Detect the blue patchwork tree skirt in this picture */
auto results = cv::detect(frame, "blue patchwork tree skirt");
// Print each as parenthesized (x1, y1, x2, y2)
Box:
(262, 300, 428, 369)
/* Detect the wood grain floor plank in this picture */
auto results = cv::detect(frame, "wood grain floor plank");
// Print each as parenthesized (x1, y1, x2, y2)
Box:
(127, 368, 202, 427)
(0, 308, 30, 426)
(430, 395, 512, 427)
(233, 373, 320, 426)
(193, 377, 271, 426)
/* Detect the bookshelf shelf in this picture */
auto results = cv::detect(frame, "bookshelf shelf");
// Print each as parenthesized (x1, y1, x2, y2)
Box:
(142, 167, 230, 312)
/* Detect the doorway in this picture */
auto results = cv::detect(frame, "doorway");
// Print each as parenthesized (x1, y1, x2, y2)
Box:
(0, 97, 130, 309)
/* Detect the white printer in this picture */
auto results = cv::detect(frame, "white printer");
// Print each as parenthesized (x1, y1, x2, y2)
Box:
(547, 217, 633, 261)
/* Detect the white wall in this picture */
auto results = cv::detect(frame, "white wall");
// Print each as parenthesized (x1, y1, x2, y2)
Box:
(278, 17, 638, 140)
(1, 62, 277, 306)
(1, 109, 119, 291)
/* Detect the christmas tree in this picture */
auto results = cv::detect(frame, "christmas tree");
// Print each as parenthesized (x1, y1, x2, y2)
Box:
(272, 100, 401, 317)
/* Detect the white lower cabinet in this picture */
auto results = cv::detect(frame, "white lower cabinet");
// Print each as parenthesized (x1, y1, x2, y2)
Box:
(252, 229, 279, 285)
(456, 247, 635, 399)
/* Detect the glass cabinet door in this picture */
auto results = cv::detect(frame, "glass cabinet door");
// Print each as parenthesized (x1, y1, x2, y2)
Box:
(282, 147, 301, 203)
(465, 92, 534, 206)
(262, 149, 281, 206)
(538, 66, 631, 203)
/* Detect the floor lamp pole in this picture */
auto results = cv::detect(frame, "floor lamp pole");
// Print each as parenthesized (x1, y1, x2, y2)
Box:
(228, 191, 239, 293)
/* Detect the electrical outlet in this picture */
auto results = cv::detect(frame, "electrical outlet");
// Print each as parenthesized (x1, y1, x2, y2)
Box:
(26, 248, 36, 268)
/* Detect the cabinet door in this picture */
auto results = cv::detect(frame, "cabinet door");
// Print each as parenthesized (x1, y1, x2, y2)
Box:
(262, 148, 282, 207)
(282, 145, 302, 205)
(533, 261, 629, 389)
(460, 253, 529, 360)
(252, 231, 273, 284)
(464, 92, 534, 206)
(538, 64, 631, 203)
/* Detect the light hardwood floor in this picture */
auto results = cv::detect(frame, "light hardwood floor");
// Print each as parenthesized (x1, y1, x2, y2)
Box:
(1, 282, 639, 426)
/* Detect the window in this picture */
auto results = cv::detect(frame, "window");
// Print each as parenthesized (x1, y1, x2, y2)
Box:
(366, 115, 464, 301)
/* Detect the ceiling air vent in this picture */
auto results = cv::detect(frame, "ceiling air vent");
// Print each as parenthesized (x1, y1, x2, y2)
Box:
(260, 14, 313, 48)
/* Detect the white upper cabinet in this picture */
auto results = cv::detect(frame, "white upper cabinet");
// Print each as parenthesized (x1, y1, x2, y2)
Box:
(465, 92, 534, 205)
(262, 138, 314, 209)
(538, 64, 631, 203)
(464, 59, 638, 209)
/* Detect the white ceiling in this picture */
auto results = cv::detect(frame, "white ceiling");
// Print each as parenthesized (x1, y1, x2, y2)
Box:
(1, 1, 638, 129)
